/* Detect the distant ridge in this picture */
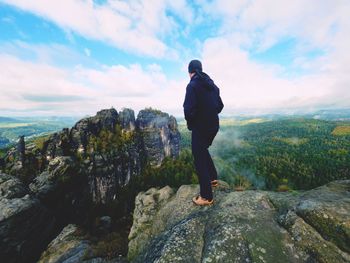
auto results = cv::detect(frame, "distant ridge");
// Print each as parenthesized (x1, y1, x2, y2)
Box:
(0, 117, 19, 123)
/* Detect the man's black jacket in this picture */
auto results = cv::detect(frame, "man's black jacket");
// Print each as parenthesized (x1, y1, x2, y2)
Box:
(183, 72, 224, 132)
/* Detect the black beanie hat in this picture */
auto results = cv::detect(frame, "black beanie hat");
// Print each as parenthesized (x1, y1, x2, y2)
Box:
(188, 59, 202, 73)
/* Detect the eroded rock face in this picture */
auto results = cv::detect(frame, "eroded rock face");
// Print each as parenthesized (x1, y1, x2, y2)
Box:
(38, 223, 129, 263)
(128, 180, 350, 263)
(119, 108, 136, 131)
(271, 180, 350, 261)
(0, 107, 180, 262)
(3, 108, 180, 205)
(29, 156, 89, 223)
(38, 224, 91, 263)
(128, 185, 175, 257)
(69, 109, 119, 155)
(0, 173, 55, 263)
(0, 173, 27, 199)
(17, 136, 25, 164)
(136, 109, 180, 166)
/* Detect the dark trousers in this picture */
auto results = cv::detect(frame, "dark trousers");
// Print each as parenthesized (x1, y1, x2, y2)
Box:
(191, 129, 218, 200)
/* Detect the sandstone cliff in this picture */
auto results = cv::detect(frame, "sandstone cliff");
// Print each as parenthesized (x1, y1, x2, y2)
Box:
(2, 108, 180, 206)
(0, 108, 180, 263)
(2, 108, 350, 263)
(128, 180, 350, 263)
(0, 173, 55, 263)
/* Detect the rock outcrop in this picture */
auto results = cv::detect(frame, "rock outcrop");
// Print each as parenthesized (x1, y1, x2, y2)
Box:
(136, 109, 180, 167)
(0, 107, 181, 263)
(38, 223, 128, 263)
(29, 156, 88, 224)
(119, 108, 136, 131)
(17, 135, 25, 164)
(38, 224, 91, 263)
(128, 180, 350, 263)
(0, 173, 56, 263)
(3, 108, 180, 205)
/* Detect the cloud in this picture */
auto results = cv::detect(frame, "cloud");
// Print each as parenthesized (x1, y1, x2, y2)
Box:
(0, 51, 187, 116)
(191, 0, 350, 113)
(200, 36, 350, 112)
(22, 94, 87, 103)
(0, 37, 349, 117)
(0, 41, 97, 67)
(200, 0, 349, 52)
(1, 1, 349, 117)
(1, 0, 194, 58)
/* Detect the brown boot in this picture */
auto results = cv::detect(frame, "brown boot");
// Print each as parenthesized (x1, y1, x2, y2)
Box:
(211, 180, 219, 187)
(192, 195, 214, 206)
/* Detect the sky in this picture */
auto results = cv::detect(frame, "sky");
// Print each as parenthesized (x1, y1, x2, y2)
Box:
(0, 0, 349, 117)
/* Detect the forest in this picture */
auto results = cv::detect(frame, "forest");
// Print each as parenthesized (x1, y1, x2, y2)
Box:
(0, 117, 78, 148)
(1, 116, 349, 193)
(178, 118, 350, 191)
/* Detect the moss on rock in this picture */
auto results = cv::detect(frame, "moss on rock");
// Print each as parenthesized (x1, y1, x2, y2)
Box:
(128, 180, 350, 263)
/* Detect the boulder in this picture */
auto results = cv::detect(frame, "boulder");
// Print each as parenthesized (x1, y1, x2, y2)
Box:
(0, 173, 27, 199)
(128, 185, 175, 258)
(128, 180, 350, 263)
(39, 224, 129, 263)
(38, 224, 92, 263)
(29, 157, 79, 198)
(0, 173, 55, 263)
(29, 156, 89, 224)
(271, 180, 350, 260)
(0, 107, 182, 261)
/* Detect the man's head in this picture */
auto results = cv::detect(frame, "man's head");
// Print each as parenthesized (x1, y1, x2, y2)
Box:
(188, 59, 202, 75)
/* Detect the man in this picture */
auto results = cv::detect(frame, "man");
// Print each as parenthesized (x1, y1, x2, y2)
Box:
(183, 59, 224, 206)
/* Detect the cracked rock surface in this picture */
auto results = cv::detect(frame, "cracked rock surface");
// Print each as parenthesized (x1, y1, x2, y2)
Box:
(0, 173, 55, 263)
(128, 180, 350, 263)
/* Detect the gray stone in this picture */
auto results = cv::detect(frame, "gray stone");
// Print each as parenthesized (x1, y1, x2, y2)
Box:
(38, 224, 92, 263)
(0, 173, 27, 199)
(119, 108, 136, 131)
(39, 224, 130, 263)
(136, 109, 180, 166)
(0, 173, 55, 263)
(29, 156, 81, 204)
(128, 180, 350, 263)
(3, 108, 180, 206)
(17, 135, 25, 164)
(128, 185, 175, 257)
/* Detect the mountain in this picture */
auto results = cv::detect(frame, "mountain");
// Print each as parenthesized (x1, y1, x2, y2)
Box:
(128, 180, 350, 263)
(311, 108, 350, 120)
(0, 117, 20, 123)
(1, 107, 349, 263)
(0, 107, 180, 263)
(179, 117, 350, 191)
(0, 116, 79, 149)
(29, 180, 350, 263)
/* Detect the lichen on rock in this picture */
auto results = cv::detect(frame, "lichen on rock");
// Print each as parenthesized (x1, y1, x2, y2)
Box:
(0, 173, 56, 263)
(128, 180, 350, 263)
(38, 224, 91, 263)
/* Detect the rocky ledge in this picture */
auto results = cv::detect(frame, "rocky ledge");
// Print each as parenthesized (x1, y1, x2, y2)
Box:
(128, 180, 350, 263)
(0, 173, 56, 263)
(2, 108, 180, 205)
(0, 108, 181, 263)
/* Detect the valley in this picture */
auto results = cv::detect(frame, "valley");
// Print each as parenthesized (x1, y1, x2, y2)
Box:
(0, 109, 349, 262)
